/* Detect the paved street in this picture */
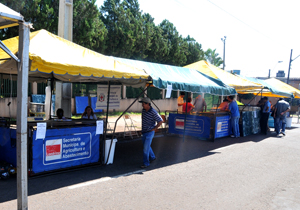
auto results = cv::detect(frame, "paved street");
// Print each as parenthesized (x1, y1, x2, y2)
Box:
(1, 124, 300, 210)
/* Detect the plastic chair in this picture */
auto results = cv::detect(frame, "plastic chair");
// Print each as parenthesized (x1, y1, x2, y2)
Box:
(123, 114, 139, 139)
(106, 121, 114, 134)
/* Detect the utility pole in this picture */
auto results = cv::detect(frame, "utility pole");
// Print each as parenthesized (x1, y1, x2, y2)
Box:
(287, 49, 300, 84)
(58, 0, 73, 41)
(287, 49, 293, 84)
(221, 36, 226, 70)
(57, 0, 73, 118)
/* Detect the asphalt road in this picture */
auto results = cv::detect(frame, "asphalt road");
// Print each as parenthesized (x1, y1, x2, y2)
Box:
(1, 125, 300, 210)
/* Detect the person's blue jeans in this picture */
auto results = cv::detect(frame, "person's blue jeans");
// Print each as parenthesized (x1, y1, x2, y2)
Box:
(142, 131, 156, 166)
(231, 116, 240, 137)
(275, 116, 286, 134)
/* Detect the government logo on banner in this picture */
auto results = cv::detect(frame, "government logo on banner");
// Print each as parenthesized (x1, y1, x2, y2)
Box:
(96, 85, 121, 110)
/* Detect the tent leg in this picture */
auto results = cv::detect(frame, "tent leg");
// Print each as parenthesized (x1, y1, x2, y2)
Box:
(102, 81, 111, 164)
(17, 22, 30, 210)
(104, 85, 150, 165)
(183, 92, 189, 142)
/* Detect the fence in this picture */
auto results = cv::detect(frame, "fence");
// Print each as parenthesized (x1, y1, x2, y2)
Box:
(0, 78, 49, 98)
(72, 83, 178, 99)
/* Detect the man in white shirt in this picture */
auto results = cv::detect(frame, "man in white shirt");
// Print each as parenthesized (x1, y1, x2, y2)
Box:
(177, 92, 185, 113)
(193, 94, 207, 113)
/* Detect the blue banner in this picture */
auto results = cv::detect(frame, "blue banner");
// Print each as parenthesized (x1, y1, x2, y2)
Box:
(75, 96, 89, 114)
(214, 115, 231, 138)
(168, 113, 211, 139)
(32, 126, 100, 174)
(0, 127, 16, 166)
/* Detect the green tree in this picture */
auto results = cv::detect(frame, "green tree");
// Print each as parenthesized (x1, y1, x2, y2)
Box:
(73, 0, 107, 52)
(0, 0, 107, 52)
(184, 35, 205, 65)
(101, 0, 152, 59)
(205, 48, 223, 67)
(159, 19, 187, 66)
(101, 0, 130, 57)
(0, 0, 25, 11)
(143, 14, 169, 63)
(0, 0, 58, 39)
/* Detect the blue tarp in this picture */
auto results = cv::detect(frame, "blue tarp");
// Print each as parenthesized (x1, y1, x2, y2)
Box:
(114, 57, 236, 96)
(91, 97, 102, 113)
(0, 127, 16, 166)
(75, 96, 89, 114)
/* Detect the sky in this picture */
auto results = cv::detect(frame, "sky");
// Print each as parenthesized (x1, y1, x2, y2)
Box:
(96, 0, 300, 78)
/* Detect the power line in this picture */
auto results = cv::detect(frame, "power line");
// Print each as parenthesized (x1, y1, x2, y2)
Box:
(206, 0, 273, 40)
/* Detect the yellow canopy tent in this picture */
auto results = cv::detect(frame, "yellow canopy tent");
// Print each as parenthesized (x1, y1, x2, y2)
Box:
(264, 78, 300, 98)
(237, 76, 295, 98)
(184, 60, 263, 92)
(0, 29, 150, 86)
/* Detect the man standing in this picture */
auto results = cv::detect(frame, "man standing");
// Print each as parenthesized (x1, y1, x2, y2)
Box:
(177, 92, 185, 113)
(193, 94, 207, 112)
(226, 96, 240, 138)
(260, 97, 271, 135)
(274, 98, 290, 137)
(139, 97, 163, 168)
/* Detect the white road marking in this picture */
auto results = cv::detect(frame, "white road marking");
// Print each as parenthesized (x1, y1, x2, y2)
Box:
(68, 169, 146, 189)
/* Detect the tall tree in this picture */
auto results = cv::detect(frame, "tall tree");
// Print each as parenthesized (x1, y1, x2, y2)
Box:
(205, 48, 223, 67)
(101, 0, 152, 59)
(159, 19, 187, 66)
(144, 14, 169, 63)
(101, 0, 128, 57)
(0, 0, 107, 52)
(73, 0, 107, 52)
(0, 0, 58, 39)
(184, 35, 205, 65)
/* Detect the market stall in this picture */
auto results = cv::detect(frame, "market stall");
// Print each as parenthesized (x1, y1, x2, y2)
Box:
(237, 76, 295, 98)
(184, 60, 298, 137)
(184, 60, 267, 138)
(0, 29, 150, 175)
(114, 57, 236, 140)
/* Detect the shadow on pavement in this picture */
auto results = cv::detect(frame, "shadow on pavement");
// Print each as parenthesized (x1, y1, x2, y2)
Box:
(0, 131, 274, 203)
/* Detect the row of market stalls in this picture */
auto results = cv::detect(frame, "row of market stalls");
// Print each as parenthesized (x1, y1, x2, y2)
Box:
(1, 28, 299, 176)
(2, 4, 298, 209)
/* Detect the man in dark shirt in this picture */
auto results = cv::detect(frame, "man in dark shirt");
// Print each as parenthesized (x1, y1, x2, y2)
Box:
(260, 97, 271, 135)
(274, 98, 290, 137)
(139, 97, 163, 168)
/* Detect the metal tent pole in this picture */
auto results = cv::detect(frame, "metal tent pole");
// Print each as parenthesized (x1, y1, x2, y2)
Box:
(17, 22, 30, 210)
(105, 85, 150, 165)
(102, 81, 111, 163)
(183, 92, 188, 142)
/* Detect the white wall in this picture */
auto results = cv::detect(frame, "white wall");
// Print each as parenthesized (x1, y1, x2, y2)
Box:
(0, 97, 30, 118)
(118, 98, 178, 113)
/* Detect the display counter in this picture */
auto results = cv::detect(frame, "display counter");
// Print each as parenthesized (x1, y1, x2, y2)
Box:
(0, 118, 103, 175)
(168, 111, 231, 141)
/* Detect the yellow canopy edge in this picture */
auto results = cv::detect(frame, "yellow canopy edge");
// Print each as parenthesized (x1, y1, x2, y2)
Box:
(184, 60, 263, 91)
(264, 78, 300, 99)
(0, 29, 149, 80)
